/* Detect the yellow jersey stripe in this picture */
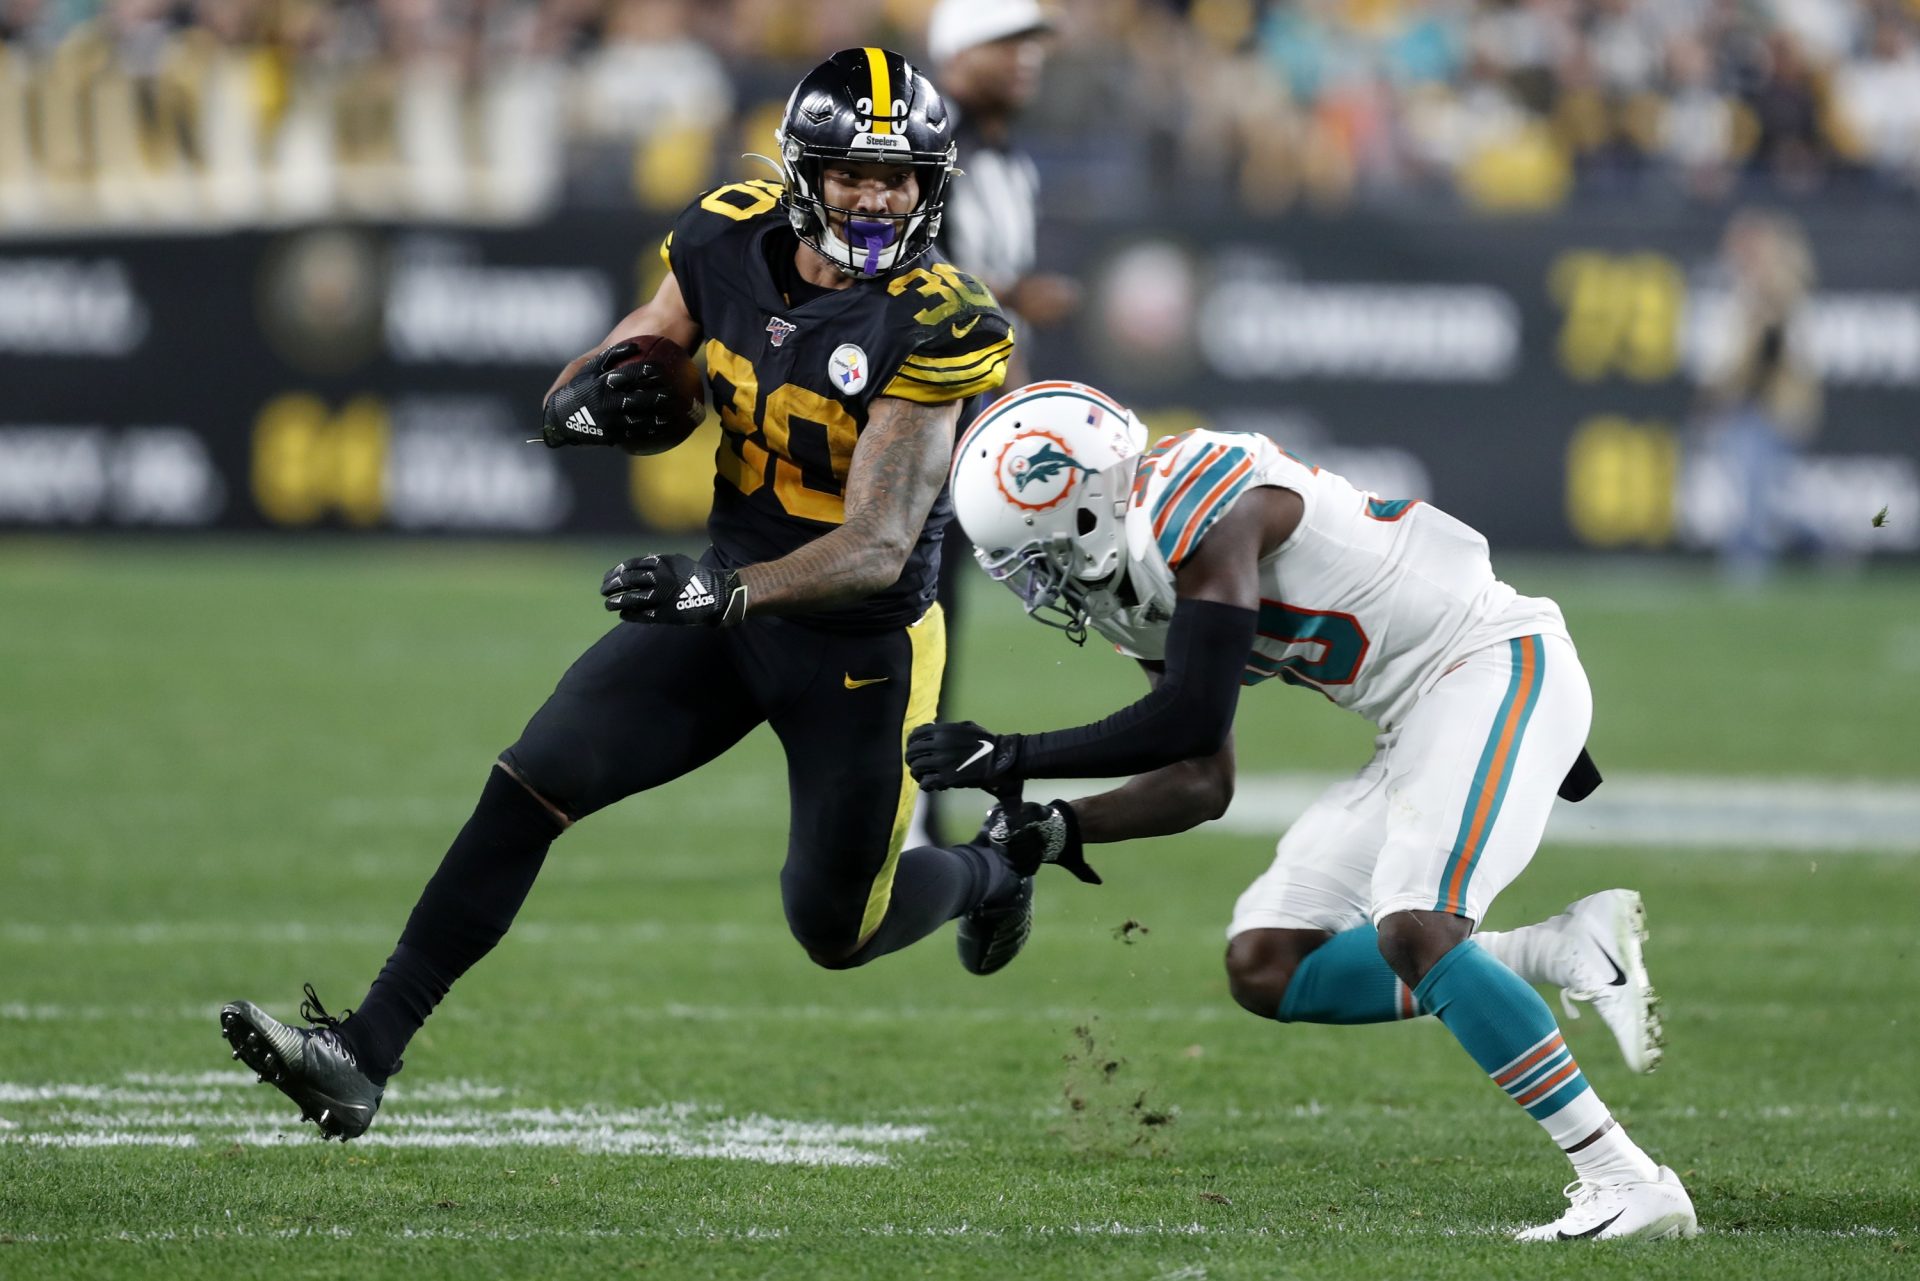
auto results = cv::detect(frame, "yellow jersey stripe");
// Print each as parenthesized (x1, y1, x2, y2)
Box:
(881, 360, 1011, 403)
(899, 335, 1015, 371)
(865, 47, 892, 135)
(897, 355, 1014, 385)
(894, 364, 1013, 391)
(658, 232, 673, 267)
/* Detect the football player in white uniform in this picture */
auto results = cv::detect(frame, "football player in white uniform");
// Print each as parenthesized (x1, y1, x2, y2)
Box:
(907, 381, 1698, 1242)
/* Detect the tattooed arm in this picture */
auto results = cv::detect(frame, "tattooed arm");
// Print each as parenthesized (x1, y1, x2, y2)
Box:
(736, 395, 960, 615)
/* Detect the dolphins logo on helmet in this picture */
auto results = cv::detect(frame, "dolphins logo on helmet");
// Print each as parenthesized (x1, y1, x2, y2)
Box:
(951, 381, 1149, 642)
(1009, 442, 1095, 494)
(996, 433, 1097, 513)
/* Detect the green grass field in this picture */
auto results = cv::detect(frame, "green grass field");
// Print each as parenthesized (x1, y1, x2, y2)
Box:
(2, 542, 1916, 1279)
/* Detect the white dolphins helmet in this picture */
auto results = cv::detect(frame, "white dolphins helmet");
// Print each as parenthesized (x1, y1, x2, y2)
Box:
(950, 380, 1150, 643)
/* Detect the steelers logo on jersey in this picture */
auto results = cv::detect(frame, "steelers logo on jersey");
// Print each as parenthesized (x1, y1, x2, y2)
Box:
(829, 343, 869, 395)
(995, 430, 1097, 513)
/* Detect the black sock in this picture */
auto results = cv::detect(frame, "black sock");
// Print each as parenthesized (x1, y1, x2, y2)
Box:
(844, 840, 1013, 966)
(340, 766, 563, 1080)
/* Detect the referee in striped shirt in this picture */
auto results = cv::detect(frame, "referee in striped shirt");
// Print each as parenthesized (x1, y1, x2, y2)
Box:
(911, 0, 1082, 847)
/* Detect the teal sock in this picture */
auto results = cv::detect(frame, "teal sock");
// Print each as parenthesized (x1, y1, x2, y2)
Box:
(1413, 940, 1592, 1121)
(1277, 925, 1418, 1024)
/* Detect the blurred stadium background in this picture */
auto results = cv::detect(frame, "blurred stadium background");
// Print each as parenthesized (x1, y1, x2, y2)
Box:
(1, 0, 1916, 558)
(4, 1, 1919, 1274)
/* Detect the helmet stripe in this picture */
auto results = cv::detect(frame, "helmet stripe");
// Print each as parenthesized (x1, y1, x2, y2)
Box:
(954, 381, 1132, 464)
(864, 47, 893, 134)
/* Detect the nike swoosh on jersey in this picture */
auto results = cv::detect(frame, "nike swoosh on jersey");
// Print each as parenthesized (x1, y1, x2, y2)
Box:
(959, 739, 996, 771)
(950, 315, 981, 338)
(843, 674, 889, 689)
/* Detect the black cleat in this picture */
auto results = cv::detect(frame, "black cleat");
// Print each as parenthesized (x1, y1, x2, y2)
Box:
(956, 874, 1034, 976)
(218, 984, 388, 1141)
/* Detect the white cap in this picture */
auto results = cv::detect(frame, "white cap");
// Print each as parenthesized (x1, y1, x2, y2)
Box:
(927, 0, 1052, 66)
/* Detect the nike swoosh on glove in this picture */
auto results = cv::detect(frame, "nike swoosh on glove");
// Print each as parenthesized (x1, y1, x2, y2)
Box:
(905, 720, 1024, 792)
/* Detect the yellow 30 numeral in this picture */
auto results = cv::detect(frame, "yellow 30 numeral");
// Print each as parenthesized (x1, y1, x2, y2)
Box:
(887, 263, 995, 325)
(705, 337, 859, 524)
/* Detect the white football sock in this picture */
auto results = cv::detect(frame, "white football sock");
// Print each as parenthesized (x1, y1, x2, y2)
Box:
(1556, 1103, 1661, 1185)
(1476, 920, 1567, 987)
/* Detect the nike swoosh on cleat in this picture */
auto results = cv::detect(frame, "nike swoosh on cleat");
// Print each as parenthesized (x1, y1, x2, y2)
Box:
(1559, 1210, 1626, 1240)
(1598, 946, 1627, 987)
(959, 740, 996, 771)
(843, 674, 889, 689)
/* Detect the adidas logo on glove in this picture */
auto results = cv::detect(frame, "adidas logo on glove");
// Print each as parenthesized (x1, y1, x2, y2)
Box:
(564, 407, 602, 438)
(677, 575, 716, 611)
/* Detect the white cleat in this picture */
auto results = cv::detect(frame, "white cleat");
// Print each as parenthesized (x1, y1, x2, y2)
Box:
(1515, 1166, 1699, 1242)
(1555, 889, 1664, 1073)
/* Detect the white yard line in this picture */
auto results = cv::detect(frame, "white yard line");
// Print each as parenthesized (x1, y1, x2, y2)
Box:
(0, 1072, 928, 1166)
(4, 1071, 1900, 1165)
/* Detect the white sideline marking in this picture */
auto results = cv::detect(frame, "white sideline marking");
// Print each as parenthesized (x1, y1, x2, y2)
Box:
(316, 771, 1920, 855)
(0, 1073, 926, 1166)
(1219, 771, 1920, 852)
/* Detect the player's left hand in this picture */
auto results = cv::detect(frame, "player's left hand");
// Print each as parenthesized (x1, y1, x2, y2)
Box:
(987, 798, 1102, 885)
(601, 553, 748, 626)
(906, 720, 1023, 792)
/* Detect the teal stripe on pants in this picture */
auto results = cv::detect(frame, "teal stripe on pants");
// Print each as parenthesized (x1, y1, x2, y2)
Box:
(1433, 636, 1545, 914)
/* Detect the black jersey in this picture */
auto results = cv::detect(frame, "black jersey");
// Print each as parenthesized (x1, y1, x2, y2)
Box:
(664, 179, 1014, 631)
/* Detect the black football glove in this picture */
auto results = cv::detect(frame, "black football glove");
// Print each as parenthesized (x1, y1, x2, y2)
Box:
(987, 798, 1102, 885)
(601, 553, 748, 626)
(541, 342, 687, 452)
(905, 720, 1024, 792)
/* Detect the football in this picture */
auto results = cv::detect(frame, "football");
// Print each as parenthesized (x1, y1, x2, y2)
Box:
(608, 333, 708, 456)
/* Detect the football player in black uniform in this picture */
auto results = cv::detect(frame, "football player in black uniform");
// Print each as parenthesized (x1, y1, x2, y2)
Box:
(219, 49, 1027, 1142)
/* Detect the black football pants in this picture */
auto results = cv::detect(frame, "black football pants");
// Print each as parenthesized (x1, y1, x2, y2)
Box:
(500, 603, 948, 958)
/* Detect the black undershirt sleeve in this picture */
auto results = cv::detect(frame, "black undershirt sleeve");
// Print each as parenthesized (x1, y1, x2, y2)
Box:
(1006, 598, 1257, 780)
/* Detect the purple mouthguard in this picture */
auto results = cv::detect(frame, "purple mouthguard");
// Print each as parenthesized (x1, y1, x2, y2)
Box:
(845, 218, 896, 274)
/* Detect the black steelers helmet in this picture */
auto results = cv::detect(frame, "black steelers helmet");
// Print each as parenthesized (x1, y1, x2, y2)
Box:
(774, 47, 956, 278)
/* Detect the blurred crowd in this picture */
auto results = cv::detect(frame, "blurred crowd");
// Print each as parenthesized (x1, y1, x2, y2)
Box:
(2, 0, 1918, 228)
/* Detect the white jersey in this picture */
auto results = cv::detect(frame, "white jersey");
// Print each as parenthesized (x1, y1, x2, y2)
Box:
(1095, 429, 1569, 730)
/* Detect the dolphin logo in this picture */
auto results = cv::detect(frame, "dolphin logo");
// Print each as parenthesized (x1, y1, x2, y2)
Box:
(1011, 443, 1094, 492)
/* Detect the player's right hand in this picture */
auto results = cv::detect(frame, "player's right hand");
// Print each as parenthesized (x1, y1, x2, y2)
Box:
(540, 343, 674, 450)
(986, 798, 1102, 885)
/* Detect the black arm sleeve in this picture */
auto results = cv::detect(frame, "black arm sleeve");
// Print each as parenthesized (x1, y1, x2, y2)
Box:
(1007, 599, 1256, 780)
